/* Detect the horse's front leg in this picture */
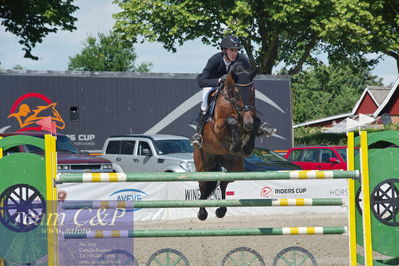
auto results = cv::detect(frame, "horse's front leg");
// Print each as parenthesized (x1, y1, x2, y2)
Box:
(226, 116, 241, 153)
(197, 181, 209, 221)
(242, 116, 261, 155)
(194, 149, 209, 221)
(197, 180, 218, 221)
(215, 181, 229, 218)
(216, 156, 244, 218)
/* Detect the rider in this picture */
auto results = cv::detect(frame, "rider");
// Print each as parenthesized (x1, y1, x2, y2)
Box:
(191, 35, 276, 149)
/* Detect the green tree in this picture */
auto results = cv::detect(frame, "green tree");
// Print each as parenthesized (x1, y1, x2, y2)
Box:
(371, 1, 399, 70)
(0, 0, 78, 60)
(12, 65, 24, 70)
(292, 58, 383, 124)
(320, 0, 399, 71)
(112, 0, 383, 74)
(68, 31, 152, 72)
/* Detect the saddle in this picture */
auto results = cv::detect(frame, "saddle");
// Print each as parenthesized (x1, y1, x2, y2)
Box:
(190, 88, 221, 128)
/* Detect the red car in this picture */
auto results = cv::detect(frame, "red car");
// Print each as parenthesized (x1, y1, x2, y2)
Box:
(0, 132, 113, 173)
(284, 146, 356, 170)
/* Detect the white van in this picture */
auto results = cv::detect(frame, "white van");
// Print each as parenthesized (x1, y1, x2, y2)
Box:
(102, 134, 195, 173)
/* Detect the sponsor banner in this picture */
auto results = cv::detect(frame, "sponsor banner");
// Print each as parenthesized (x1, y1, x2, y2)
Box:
(59, 179, 347, 221)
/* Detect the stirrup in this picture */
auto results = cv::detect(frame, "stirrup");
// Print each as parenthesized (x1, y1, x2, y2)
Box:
(191, 133, 203, 149)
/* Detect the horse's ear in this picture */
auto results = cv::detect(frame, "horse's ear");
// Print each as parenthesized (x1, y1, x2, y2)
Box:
(230, 71, 239, 83)
(248, 68, 257, 81)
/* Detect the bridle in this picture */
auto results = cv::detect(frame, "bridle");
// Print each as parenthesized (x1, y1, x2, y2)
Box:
(223, 81, 255, 114)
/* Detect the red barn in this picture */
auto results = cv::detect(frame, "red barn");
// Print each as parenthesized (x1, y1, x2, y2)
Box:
(374, 79, 399, 124)
(294, 82, 397, 130)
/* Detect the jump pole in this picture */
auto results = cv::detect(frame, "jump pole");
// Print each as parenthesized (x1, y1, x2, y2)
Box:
(56, 170, 360, 183)
(60, 198, 344, 209)
(64, 226, 348, 239)
(359, 131, 374, 266)
(45, 135, 58, 266)
(0, 138, 2, 266)
(347, 131, 358, 266)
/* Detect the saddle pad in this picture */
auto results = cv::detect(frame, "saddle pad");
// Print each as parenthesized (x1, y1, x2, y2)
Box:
(205, 90, 219, 123)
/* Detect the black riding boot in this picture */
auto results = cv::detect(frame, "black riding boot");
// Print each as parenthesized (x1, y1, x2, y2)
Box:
(191, 111, 206, 149)
(243, 117, 276, 155)
(242, 117, 261, 155)
(257, 121, 276, 137)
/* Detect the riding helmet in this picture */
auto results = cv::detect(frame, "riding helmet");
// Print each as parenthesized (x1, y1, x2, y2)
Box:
(220, 35, 242, 49)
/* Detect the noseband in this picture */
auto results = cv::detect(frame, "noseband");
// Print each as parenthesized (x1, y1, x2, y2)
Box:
(224, 81, 255, 113)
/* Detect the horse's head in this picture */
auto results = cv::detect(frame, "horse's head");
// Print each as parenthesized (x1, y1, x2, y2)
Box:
(224, 65, 257, 132)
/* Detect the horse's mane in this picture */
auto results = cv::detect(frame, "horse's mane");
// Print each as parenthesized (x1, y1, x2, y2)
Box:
(228, 63, 252, 75)
(226, 63, 256, 86)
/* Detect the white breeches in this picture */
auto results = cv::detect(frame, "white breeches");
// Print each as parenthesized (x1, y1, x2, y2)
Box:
(201, 87, 215, 112)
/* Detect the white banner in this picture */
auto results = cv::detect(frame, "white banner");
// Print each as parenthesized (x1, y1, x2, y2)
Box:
(58, 179, 348, 221)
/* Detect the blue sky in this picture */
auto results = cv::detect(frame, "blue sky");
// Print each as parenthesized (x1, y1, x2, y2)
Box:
(0, 0, 397, 86)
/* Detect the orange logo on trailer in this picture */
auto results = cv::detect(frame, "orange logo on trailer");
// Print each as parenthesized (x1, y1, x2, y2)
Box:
(7, 92, 65, 132)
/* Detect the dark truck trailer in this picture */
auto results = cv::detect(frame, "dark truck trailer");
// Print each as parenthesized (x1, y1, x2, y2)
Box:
(0, 70, 292, 152)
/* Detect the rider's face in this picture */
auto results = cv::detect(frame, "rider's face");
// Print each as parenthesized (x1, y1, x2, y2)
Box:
(224, 48, 239, 62)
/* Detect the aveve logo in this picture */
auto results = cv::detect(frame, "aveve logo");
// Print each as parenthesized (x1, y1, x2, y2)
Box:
(7, 92, 65, 132)
(109, 189, 148, 212)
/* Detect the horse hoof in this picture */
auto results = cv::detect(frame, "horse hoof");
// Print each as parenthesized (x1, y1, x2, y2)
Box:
(215, 207, 227, 218)
(242, 146, 253, 155)
(197, 210, 208, 221)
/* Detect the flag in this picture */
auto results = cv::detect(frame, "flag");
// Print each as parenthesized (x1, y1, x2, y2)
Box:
(36, 116, 57, 134)
(358, 113, 375, 124)
(346, 118, 359, 132)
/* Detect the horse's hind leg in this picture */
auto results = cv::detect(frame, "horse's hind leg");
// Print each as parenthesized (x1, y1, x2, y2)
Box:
(195, 149, 210, 221)
(198, 181, 218, 221)
(215, 181, 228, 218)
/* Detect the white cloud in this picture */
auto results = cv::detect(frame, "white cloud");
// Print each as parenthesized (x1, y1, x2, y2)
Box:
(135, 40, 214, 73)
(0, 0, 119, 70)
(369, 55, 398, 86)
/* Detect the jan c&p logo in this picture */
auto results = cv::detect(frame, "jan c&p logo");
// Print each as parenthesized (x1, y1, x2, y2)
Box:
(7, 92, 65, 132)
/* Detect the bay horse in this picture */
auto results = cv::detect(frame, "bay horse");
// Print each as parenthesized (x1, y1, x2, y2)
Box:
(194, 63, 259, 221)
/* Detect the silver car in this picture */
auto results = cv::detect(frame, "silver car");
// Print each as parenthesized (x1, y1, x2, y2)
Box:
(101, 134, 195, 172)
